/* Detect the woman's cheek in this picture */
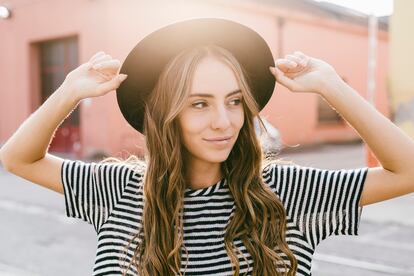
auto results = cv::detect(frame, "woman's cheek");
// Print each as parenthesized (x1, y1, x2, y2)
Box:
(231, 109, 244, 128)
(187, 113, 210, 131)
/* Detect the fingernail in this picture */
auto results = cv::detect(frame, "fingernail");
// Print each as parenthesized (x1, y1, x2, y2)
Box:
(119, 74, 128, 80)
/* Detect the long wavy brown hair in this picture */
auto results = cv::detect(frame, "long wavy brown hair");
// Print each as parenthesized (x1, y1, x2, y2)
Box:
(100, 44, 297, 275)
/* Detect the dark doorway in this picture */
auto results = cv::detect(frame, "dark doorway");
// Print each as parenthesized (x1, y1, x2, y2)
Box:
(39, 36, 80, 155)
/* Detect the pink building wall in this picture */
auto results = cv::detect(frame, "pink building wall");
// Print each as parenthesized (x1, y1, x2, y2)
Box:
(0, 0, 389, 159)
(263, 13, 389, 146)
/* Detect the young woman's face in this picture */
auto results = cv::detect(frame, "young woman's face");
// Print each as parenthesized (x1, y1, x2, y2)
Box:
(178, 56, 244, 166)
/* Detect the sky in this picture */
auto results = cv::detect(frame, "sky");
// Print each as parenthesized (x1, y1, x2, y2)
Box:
(312, 0, 393, 16)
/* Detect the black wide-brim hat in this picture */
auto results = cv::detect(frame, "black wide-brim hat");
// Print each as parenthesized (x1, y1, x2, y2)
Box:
(116, 17, 276, 134)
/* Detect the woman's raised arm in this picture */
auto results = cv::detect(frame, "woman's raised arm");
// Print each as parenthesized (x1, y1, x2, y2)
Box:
(270, 51, 414, 206)
(0, 51, 127, 194)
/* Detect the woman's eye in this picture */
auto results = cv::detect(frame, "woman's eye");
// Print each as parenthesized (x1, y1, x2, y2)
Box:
(191, 98, 241, 109)
(230, 98, 242, 105)
(192, 102, 207, 109)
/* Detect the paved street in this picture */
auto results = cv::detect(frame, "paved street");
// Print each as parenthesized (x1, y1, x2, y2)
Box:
(0, 141, 413, 275)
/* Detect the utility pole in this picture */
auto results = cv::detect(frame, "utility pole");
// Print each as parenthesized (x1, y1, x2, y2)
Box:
(365, 13, 380, 167)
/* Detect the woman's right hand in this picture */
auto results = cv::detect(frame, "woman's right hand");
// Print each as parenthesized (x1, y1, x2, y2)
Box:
(62, 51, 128, 102)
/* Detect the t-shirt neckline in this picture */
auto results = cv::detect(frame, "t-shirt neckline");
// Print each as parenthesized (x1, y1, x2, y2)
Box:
(184, 178, 227, 197)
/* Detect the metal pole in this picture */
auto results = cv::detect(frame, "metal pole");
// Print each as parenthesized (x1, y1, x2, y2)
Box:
(365, 13, 379, 167)
(367, 14, 378, 105)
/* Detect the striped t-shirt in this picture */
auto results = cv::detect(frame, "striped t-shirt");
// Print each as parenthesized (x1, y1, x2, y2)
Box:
(61, 159, 368, 275)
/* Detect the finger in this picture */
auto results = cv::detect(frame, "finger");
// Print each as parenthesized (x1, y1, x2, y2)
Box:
(91, 54, 112, 65)
(271, 66, 301, 91)
(92, 65, 113, 81)
(92, 54, 112, 65)
(285, 54, 303, 66)
(294, 51, 307, 59)
(85, 62, 94, 71)
(275, 59, 297, 72)
(89, 51, 106, 63)
(293, 51, 309, 65)
(95, 74, 128, 95)
(95, 70, 112, 81)
(92, 59, 121, 71)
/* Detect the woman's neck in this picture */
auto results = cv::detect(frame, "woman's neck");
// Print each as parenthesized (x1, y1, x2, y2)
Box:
(185, 159, 222, 190)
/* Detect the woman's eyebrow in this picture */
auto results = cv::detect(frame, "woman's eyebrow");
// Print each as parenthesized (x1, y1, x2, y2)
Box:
(189, 89, 242, 98)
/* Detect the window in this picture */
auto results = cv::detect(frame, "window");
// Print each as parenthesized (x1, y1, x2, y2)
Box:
(317, 76, 347, 124)
(317, 96, 343, 124)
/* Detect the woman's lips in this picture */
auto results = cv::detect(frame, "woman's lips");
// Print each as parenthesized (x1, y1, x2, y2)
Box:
(203, 136, 232, 146)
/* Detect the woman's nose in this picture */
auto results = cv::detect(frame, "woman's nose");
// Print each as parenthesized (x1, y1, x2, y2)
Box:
(210, 106, 231, 130)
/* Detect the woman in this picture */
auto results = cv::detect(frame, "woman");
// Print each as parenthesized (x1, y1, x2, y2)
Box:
(1, 18, 414, 276)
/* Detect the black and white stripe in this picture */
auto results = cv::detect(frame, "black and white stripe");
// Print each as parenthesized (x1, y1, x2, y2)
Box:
(61, 159, 368, 275)
(61, 160, 137, 234)
(262, 163, 368, 275)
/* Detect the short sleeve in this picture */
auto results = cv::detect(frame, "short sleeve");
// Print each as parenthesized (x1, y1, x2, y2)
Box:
(61, 159, 138, 233)
(262, 163, 369, 248)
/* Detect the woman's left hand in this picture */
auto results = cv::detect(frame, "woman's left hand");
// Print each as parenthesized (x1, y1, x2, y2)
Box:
(269, 51, 342, 94)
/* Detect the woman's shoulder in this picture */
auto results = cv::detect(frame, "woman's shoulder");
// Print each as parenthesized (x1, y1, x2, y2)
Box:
(130, 161, 147, 180)
(97, 155, 147, 181)
(262, 159, 297, 174)
(261, 159, 300, 194)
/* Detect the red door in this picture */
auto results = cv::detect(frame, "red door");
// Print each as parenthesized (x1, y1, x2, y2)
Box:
(39, 37, 81, 157)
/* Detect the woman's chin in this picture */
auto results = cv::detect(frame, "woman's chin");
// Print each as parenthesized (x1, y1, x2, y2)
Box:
(203, 152, 231, 163)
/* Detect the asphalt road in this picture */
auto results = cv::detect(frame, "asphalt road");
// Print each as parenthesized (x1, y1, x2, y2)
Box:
(0, 141, 413, 275)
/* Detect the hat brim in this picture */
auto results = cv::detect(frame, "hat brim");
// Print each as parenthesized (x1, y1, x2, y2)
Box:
(116, 17, 275, 134)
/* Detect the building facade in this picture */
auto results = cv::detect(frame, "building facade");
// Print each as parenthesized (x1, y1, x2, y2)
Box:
(0, 0, 390, 159)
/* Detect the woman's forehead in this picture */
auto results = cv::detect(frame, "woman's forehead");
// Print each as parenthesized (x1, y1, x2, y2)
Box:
(190, 57, 240, 97)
